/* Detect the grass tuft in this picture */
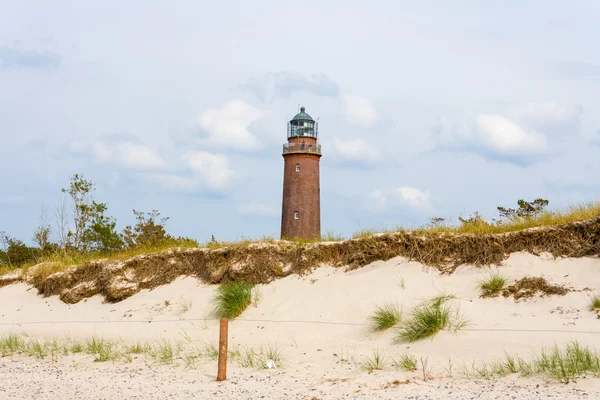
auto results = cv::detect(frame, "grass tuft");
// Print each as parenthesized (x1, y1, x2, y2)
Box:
(368, 303, 402, 332)
(361, 349, 388, 372)
(85, 337, 115, 362)
(212, 281, 254, 319)
(589, 295, 600, 312)
(394, 295, 466, 343)
(393, 353, 417, 371)
(479, 272, 507, 297)
(0, 334, 24, 357)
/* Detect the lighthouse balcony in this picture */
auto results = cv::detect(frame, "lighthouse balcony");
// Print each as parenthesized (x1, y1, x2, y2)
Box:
(282, 143, 322, 155)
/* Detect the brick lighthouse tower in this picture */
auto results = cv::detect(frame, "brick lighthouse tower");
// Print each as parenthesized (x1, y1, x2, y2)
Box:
(281, 106, 321, 240)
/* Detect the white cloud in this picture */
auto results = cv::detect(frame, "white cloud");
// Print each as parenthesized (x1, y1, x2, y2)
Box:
(396, 187, 431, 208)
(237, 203, 279, 217)
(516, 101, 581, 125)
(342, 95, 379, 126)
(152, 151, 232, 191)
(370, 187, 431, 211)
(183, 151, 232, 189)
(433, 113, 548, 163)
(197, 100, 265, 151)
(475, 114, 547, 155)
(331, 137, 379, 163)
(93, 142, 166, 170)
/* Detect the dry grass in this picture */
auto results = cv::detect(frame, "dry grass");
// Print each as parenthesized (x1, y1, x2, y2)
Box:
(1, 202, 599, 304)
(412, 202, 600, 236)
(501, 277, 570, 300)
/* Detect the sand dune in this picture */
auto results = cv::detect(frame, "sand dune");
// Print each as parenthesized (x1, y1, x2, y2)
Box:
(2, 252, 600, 398)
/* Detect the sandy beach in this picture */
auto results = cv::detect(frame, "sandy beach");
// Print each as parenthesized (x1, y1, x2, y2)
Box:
(2, 252, 600, 399)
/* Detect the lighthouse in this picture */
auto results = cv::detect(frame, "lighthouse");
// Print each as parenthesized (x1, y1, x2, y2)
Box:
(280, 106, 321, 240)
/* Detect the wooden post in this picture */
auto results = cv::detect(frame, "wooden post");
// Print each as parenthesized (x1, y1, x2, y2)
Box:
(217, 318, 228, 381)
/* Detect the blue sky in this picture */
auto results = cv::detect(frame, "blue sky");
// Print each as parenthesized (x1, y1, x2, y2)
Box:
(1, 1, 600, 244)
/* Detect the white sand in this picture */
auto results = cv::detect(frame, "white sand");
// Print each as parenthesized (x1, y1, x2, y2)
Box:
(1, 252, 600, 399)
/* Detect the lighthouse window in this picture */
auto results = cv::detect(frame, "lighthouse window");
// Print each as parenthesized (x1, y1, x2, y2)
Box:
(294, 211, 299, 219)
(295, 163, 300, 172)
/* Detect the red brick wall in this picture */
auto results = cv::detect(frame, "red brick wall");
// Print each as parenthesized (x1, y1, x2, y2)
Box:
(281, 138, 321, 240)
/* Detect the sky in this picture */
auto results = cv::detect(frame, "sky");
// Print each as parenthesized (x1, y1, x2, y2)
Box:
(1, 1, 600, 244)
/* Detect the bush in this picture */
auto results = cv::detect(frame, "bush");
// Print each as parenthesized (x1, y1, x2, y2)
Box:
(212, 282, 254, 319)
(497, 198, 549, 221)
(122, 209, 172, 248)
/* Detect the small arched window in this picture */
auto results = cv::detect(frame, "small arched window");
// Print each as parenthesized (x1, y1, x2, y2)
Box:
(301, 141, 305, 150)
(294, 211, 299, 220)
(295, 163, 300, 172)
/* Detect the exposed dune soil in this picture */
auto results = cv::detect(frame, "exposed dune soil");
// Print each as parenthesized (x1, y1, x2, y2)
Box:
(2, 217, 599, 305)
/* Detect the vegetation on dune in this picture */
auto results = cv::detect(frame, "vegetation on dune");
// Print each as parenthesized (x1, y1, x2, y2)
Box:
(1, 333, 284, 370)
(393, 353, 418, 371)
(479, 272, 508, 298)
(354, 198, 600, 237)
(501, 277, 570, 300)
(212, 281, 254, 319)
(0, 173, 199, 274)
(361, 349, 388, 372)
(468, 342, 600, 383)
(590, 295, 600, 313)
(2, 178, 600, 305)
(368, 303, 402, 332)
(394, 295, 467, 343)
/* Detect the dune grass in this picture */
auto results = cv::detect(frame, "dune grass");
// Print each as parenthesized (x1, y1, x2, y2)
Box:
(361, 349, 388, 372)
(479, 272, 508, 297)
(467, 342, 600, 383)
(394, 295, 467, 343)
(353, 201, 600, 238)
(212, 281, 254, 319)
(1, 333, 288, 370)
(590, 296, 600, 312)
(86, 337, 117, 362)
(368, 303, 402, 332)
(393, 353, 417, 371)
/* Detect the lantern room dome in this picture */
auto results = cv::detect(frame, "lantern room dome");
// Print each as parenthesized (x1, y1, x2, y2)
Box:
(290, 106, 315, 122)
